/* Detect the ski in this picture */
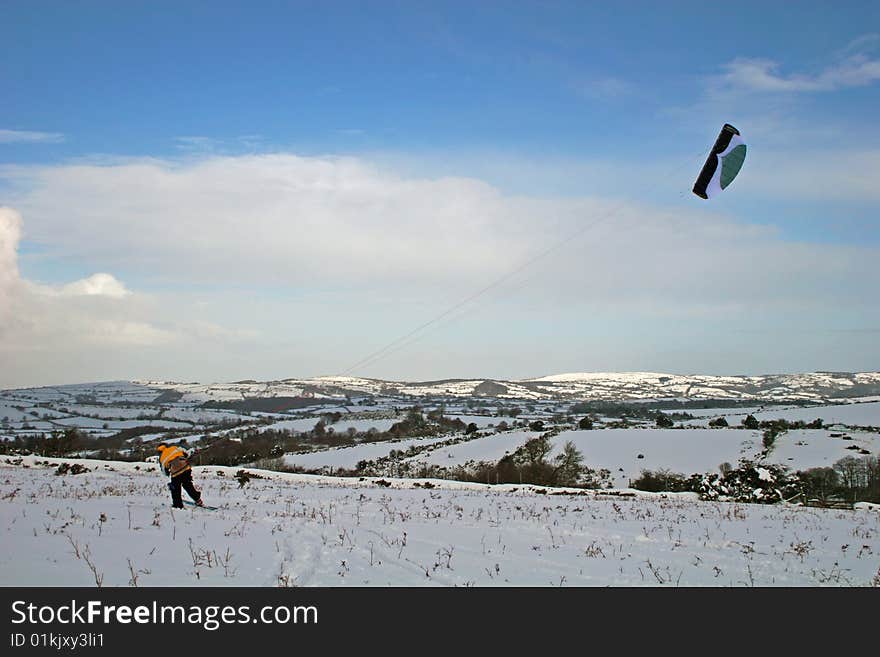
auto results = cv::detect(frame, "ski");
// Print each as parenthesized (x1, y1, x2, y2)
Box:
(182, 500, 219, 510)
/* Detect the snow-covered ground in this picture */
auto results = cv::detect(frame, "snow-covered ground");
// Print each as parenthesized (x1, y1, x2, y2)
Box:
(1, 456, 877, 587)
(445, 414, 521, 428)
(407, 430, 539, 467)
(249, 418, 322, 433)
(7, 371, 880, 408)
(684, 406, 782, 419)
(252, 417, 399, 435)
(769, 430, 878, 470)
(48, 404, 161, 419)
(682, 402, 880, 428)
(405, 426, 880, 487)
(752, 402, 880, 426)
(51, 417, 195, 430)
(405, 428, 766, 486)
(0, 404, 44, 422)
(283, 435, 454, 470)
(332, 419, 399, 433)
(551, 429, 765, 487)
(156, 408, 252, 424)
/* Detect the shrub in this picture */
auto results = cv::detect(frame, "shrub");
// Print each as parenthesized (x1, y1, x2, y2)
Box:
(631, 468, 689, 492)
(655, 414, 674, 428)
(697, 459, 799, 503)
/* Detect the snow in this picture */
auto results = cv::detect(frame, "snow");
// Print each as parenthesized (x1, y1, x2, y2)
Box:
(256, 417, 399, 434)
(767, 429, 880, 470)
(753, 402, 880, 427)
(282, 436, 454, 470)
(548, 429, 765, 487)
(446, 414, 520, 428)
(7, 420, 56, 431)
(0, 405, 36, 422)
(254, 418, 323, 433)
(408, 430, 538, 467)
(684, 406, 778, 419)
(333, 419, 398, 433)
(1, 456, 877, 587)
(51, 417, 194, 430)
(52, 405, 160, 419)
(150, 408, 249, 424)
(756, 467, 774, 482)
(528, 372, 672, 383)
(683, 402, 880, 428)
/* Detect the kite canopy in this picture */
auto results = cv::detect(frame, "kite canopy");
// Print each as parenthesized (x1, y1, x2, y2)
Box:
(692, 124, 746, 199)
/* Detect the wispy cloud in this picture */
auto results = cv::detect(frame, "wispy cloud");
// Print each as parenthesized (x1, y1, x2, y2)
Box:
(572, 76, 634, 100)
(174, 136, 221, 153)
(0, 129, 64, 144)
(715, 35, 880, 93)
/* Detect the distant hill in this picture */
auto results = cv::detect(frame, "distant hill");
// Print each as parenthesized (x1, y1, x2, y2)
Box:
(5, 371, 880, 404)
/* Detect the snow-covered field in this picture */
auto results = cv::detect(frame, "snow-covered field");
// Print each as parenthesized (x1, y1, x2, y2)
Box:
(683, 402, 880, 427)
(445, 414, 521, 428)
(547, 429, 765, 487)
(256, 418, 326, 433)
(407, 430, 539, 467)
(51, 417, 194, 431)
(283, 435, 454, 470)
(769, 430, 879, 470)
(253, 417, 399, 435)
(2, 377, 879, 587)
(48, 404, 160, 419)
(332, 419, 398, 433)
(406, 427, 880, 487)
(752, 402, 880, 426)
(1, 457, 878, 587)
(157, 408, 252, 424)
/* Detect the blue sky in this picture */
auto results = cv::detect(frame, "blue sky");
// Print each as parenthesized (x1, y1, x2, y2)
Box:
(4, 2, 878, 160)
(1, 2, 879, 386)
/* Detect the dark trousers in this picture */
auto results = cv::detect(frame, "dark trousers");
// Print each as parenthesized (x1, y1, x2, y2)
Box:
(168, 470, 201, 508)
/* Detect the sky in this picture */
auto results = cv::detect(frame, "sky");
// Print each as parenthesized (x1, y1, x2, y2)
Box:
(1, 1, 879, 387)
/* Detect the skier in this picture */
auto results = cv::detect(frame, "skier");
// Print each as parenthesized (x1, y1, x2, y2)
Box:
(156, 443, 204, 508)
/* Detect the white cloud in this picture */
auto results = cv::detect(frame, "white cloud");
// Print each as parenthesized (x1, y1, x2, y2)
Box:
(59, 273, 131, 298)
(0, 207, 23, 323)
(743, 149, 880, 201)
(1, 152, 879, 385)
(720, 56, 880, 92)
(716, 36, 880, 94)
(0, 207, 256, 386)
(4, 153, 878, 301)
(0, 129, 65, 144)
(4, 154, 533, 288)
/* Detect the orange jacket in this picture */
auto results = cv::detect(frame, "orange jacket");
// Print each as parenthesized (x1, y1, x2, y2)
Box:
(157, 445, 191, 477)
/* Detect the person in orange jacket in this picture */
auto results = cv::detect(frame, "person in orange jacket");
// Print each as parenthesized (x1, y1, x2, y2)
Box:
(157, 443, 204, 508)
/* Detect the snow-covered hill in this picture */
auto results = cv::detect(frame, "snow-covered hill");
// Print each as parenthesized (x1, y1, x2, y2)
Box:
(5, 370, 880, 406)
(1, 456, 878, 587)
